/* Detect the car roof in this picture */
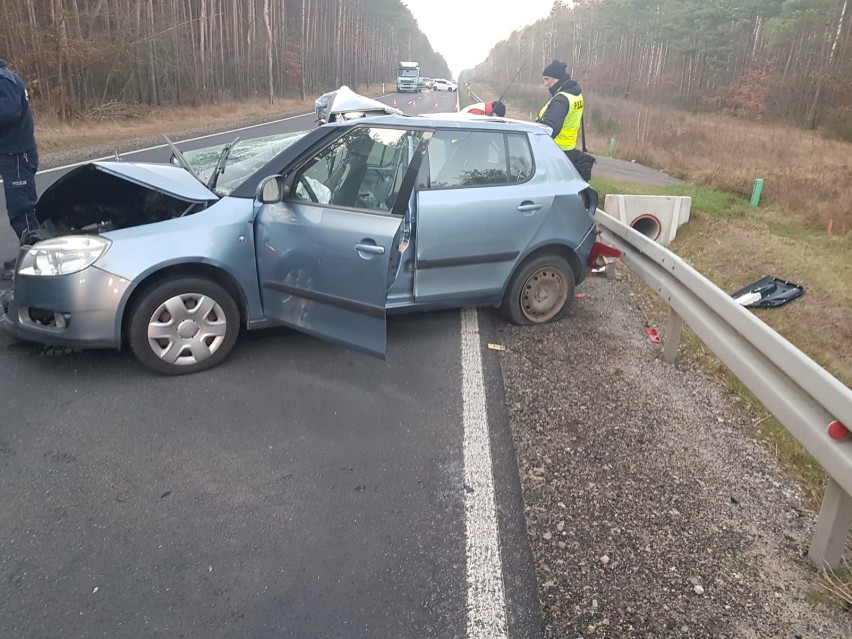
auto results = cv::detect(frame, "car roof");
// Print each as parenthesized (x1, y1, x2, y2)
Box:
(326, 113, 547, 134)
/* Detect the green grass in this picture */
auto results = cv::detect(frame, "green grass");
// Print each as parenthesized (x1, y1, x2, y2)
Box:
(590, 176, 750, 219)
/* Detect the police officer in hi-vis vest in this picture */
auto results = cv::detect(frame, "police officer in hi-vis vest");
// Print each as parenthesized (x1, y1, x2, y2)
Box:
(0, 58, 39, 280)
(537, 60, 588, 178)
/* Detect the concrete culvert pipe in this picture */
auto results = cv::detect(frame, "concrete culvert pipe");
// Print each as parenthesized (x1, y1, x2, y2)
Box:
(630, 214, 662, 240)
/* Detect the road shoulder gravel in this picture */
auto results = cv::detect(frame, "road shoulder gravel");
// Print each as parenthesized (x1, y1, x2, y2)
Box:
(495, 269, 851, 637)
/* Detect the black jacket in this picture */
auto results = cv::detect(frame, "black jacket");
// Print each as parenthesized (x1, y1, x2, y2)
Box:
(0, 60, 36, 154)
(540, 78, 582, 140)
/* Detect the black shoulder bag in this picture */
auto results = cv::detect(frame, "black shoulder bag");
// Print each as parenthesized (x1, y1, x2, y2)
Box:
(570, 115, 596, 182)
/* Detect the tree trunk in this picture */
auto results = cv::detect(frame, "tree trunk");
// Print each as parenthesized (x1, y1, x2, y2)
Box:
(263, 0, 274, 104)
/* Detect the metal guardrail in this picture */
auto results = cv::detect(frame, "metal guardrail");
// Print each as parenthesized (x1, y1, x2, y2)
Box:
(595, 209, 852, 568)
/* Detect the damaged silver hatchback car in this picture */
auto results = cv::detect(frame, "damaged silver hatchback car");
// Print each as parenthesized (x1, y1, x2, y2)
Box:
(2, 103, 604, 375)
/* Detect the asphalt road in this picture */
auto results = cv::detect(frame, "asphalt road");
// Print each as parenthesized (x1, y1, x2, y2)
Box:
(0, 90, 541, 638)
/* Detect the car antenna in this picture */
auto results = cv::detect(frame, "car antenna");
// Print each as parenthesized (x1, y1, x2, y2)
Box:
(497, 63, 526, 104)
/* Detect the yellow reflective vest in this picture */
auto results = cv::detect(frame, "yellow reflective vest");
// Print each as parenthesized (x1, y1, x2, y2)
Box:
(539, 91, 584, 151)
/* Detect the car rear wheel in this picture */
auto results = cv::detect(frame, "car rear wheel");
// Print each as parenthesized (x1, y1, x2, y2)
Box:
(500, 254, 575, 325)
(128, 276, 240, 375)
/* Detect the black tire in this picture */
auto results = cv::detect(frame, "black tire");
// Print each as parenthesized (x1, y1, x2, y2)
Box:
(499, 254, 575, 325)
(127, 276, 240, 375)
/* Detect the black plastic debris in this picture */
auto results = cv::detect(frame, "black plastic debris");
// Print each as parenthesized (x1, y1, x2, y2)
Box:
(731, 276, 804, 308)
(39, 345, 82, 357)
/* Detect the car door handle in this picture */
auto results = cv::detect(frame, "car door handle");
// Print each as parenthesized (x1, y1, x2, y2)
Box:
(355, 243, 385, 255)
(517, 202, 541, 213)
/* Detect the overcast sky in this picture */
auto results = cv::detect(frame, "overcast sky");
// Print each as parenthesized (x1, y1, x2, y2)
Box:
(403, 0, 558, 79)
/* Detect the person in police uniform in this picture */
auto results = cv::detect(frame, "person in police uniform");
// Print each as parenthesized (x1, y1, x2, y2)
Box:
(0, 58, 39, 279)
(537, 60, 591, 179)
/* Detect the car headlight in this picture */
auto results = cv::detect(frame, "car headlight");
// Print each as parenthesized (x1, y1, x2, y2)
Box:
(18, 236, 111, 277)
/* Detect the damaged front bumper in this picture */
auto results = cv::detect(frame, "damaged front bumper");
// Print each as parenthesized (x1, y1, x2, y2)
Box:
(2, 260, 130, 349)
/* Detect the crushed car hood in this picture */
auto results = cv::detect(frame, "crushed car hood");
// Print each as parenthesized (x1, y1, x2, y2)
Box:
(88, 161, 219, 202)
(33, 161, 220, 239)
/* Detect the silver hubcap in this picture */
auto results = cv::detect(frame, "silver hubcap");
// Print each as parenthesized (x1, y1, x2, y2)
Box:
(147, 293, 228, 366)
(521, 267, 568, 322)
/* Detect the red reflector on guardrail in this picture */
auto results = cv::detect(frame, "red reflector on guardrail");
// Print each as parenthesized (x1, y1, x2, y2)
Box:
(827, 420, 850, 441)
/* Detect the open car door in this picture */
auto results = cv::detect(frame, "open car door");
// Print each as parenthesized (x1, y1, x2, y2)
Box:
(255, 125, 427, 357)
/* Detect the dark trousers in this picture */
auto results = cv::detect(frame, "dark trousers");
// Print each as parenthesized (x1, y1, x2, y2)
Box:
(0, 148, 39, 239)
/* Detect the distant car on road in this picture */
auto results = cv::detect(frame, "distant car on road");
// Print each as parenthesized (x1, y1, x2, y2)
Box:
(3, 91, 601, 375)
(432, 79, 457, 92)
(420, 77, 435, 90)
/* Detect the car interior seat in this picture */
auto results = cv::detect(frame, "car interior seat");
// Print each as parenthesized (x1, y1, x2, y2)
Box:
(332, 139, 373, 207)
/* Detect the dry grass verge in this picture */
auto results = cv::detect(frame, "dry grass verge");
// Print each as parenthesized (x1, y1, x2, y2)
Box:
(819, 560, 852, 610)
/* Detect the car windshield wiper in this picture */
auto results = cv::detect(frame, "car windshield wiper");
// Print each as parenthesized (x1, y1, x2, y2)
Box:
(207, 137, 240, 191)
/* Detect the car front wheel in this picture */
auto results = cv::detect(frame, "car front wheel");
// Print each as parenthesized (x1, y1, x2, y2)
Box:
(500, 254, 575, 325)
(128, 276, 240, 375)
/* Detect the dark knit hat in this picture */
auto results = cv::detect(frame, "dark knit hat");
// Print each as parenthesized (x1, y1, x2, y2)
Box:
(542, 60, 568, 80)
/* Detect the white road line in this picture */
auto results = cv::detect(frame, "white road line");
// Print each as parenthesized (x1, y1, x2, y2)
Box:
(461, 307, 508, 639)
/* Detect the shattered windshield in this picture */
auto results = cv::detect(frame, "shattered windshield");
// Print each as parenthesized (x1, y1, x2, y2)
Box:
(179, 131, 308, 195)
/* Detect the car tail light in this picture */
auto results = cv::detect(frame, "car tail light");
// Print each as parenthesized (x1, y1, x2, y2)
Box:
(588, 241, 622, 268)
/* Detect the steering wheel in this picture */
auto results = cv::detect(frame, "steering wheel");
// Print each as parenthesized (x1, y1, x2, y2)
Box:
(298, 176, 319, 203)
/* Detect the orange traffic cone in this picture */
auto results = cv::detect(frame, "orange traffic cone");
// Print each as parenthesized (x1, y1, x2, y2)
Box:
(434, 100, 439, 111)
(392, 99, 398, 108)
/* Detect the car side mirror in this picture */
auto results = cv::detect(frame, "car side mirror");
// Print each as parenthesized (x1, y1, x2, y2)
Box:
(257, 175, 285, 203)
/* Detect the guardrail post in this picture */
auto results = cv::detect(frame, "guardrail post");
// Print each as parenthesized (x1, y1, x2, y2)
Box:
(662, 309, 683, 364)
(808, 479, 852, 569)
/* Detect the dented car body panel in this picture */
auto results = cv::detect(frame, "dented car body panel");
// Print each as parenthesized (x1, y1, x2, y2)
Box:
(2, 100, 599, 374)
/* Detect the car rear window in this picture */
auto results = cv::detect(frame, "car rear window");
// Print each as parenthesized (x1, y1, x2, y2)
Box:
(426, 130, 533, 189)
